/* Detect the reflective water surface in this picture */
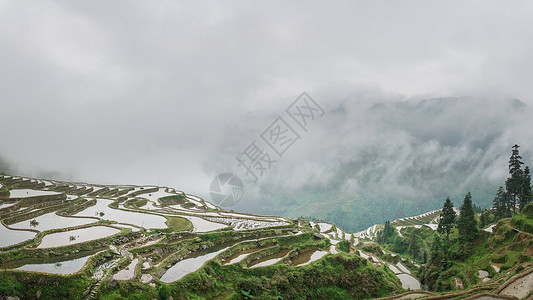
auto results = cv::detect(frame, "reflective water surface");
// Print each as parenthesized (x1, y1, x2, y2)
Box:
(38, 226, 121, 248)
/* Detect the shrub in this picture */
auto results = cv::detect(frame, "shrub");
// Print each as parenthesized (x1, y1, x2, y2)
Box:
(159, 193, 186, 206)
(337, 240, 351, 253)
(158, 283, 171, 300)
(522, 203, 533, 218)
(0, 186, 10, 198)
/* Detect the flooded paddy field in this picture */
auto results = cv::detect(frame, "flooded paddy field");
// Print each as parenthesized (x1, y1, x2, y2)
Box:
(73, 198, 168, 228)
(222, 247, 270, 265)
(37, 225, 121, 248)
(291, 249, 329, 267)
(178, 215, 227, 232)
(8, 189, 61, 198)
(396, 273, 421, 290)
(160, 247, 230, 282)
(248, 248, 291, 268)
(2, 249, 102, 275)
(10, 212, 96, 231)
(0, 223, 36, 248)
(113, 258, 139, 280)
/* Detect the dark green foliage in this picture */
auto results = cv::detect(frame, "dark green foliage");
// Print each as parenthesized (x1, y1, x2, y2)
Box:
(164, 254, 397, 299)
(29, 219, 39, 227)
(128, 187, 159, 197)
(472, 203, 482, 213)
(493, 186, 512, 220)
(376, 221, 395, 244)
(0, 185, 9, 198)
(421, 203, 533, 292)
(236, 278, 264, 298)
(337, 240, 351, 253)
(158, 193, 187, 206)
(494, 145, 532, 215)
(408, 233, 420, 259)
(520, 166, 532, 212)
(437, 197, 456, 242)
(479, 209, 493, 228)
(0, 272, 89, 299)
(510, 213, 533, 234)
(0, 278, 23, 298)
(428, 235, 443, 265)
(240, 289, 255, 299)
(124, 198, 148, 208)
(97, 280, 157, 300)
(457, 192, 478, 243)
(422, 235, 444, 290)
(506, 144, 525, 213)
(523, 202, 533, 218)
(158, 283, 171, 300)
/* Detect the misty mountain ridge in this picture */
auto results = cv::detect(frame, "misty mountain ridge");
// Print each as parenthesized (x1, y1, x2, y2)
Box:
(233, 96, 532, 232)
(2, 96, 531, 233)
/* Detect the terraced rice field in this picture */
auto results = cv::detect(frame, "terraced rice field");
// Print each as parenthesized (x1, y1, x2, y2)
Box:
(0, 223, 36, 247)
(37, 226, 121, 248)
(1, 174, 532, 299)
(1, 174, 359, 297)
(10, 212, 96, 231)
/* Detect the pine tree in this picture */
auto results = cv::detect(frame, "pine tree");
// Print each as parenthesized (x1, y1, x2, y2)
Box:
(408, 233, 420, 259)
(479, 209, 491, 228)
(457, 192, 479, 242)
(519, 166, 532, 212)
(493, 186, 509, 220)
(506, 144, 524, 213)
(377, 220, 395, 244)
(429, 235, 443, 264)
(424, 235, 444, 291)
(437, 197, 456, 242)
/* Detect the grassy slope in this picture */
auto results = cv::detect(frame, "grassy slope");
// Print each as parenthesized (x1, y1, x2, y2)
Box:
(415, 205, 533, 292)
(368, 204, 533, 295)
(0, 222, 401, 300)
(0, 173, 528, 299)
(97, 248, 399, 300)
(165, 216, 193, 232)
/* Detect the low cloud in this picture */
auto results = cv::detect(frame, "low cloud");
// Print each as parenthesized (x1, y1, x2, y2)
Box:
(2, 1, 533, 229)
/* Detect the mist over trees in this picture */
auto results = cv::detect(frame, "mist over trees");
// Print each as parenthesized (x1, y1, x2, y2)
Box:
(494, 144, 532, 219)
(420, 144, 533, 290)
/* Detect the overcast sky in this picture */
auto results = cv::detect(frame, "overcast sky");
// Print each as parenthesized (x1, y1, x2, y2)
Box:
(1, 1, 533, 210)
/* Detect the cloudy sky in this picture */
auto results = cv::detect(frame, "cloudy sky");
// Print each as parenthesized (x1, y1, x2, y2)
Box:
(1, 1, 533, 218)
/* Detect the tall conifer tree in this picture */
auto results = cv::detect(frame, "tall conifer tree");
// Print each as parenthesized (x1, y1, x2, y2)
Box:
(506, 144, 524, 213)
(437, 197, 456, 242)
(520, 166, 532, 211)
(457, 192, 478, 242)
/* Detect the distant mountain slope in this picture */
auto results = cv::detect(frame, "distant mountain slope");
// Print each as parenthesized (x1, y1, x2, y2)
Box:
(234, 97, 532, 232)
